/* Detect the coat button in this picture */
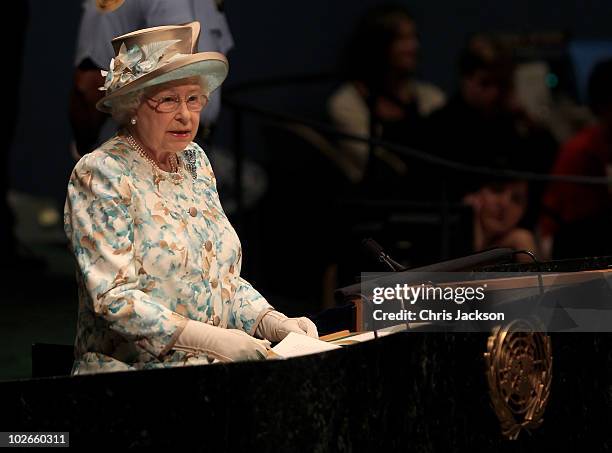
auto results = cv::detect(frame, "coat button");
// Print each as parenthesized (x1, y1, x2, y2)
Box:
(211, 279, 218, 288)
(205, 240, 213, 252)
(189, 207, 197, 217)
(213, 315, 220, 326)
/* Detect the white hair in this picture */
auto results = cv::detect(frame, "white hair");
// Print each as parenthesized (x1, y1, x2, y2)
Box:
(109, 89, 145, 126)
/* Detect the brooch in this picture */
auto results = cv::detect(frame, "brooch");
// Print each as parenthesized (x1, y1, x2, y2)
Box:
(183, 148, 198, 180)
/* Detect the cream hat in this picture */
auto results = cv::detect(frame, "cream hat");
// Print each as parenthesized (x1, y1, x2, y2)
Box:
(96, 21, 228, 113)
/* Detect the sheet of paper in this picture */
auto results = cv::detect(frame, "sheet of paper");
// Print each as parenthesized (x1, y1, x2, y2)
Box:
(271, 332, 342, 358)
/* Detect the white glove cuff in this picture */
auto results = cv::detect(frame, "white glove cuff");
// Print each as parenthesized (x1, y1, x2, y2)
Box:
(255, 310, 287, 341)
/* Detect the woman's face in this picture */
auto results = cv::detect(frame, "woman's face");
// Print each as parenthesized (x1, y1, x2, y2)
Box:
(388, 18, 419, 74)
(478, 181, 528, 237)
(132, 79, 203, 154)
(462, 69, 504, 113)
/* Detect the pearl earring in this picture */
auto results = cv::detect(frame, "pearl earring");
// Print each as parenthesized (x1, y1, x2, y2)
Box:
(130, 117, 137, 125)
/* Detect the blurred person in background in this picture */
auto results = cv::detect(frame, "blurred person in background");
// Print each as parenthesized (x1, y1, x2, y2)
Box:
(465, 178, 537, 261)
(69, 0, 233, 157)
(539, 58, 612, 259)
(428, 34, 556, 227)
(327, 3, 445, 195)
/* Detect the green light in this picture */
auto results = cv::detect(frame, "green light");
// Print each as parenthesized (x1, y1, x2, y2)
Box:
(546, 73, 559, 88)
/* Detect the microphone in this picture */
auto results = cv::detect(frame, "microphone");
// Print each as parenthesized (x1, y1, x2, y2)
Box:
(361, 238, 407, 272)
(407, 248, 515, 273)
(361, 238, 409, 333)
(335, 247, 515, 303)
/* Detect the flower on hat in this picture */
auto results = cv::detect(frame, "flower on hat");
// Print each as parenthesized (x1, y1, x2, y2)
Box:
(99, 39, 182, 92)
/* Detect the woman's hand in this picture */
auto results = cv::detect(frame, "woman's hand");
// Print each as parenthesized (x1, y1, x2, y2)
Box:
(255, 310, 319, 342)
(173, 320, 271, 362)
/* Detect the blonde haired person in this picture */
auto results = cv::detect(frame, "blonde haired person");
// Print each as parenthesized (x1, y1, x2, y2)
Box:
(65, 22, 317, 375)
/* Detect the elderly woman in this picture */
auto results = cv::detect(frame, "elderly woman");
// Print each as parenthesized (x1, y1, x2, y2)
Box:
(64, 21, 317, 375)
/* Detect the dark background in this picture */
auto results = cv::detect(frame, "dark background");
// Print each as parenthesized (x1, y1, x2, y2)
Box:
(11, 0, 612, 204)
(3, 0, 612, 381)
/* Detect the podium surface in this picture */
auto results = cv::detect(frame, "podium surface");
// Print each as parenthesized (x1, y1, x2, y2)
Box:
(1, 331, 611, 451)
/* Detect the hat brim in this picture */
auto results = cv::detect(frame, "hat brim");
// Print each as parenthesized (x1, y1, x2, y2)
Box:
(96, 52, 228, 113)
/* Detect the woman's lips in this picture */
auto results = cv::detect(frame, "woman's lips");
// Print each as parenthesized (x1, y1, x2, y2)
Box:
(168, 131, 190, 138)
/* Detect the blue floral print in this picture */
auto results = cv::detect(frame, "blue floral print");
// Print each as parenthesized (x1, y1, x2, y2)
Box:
(64, 135, 273, 375)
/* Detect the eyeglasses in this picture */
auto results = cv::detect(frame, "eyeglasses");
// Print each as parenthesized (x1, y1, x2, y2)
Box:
(146, 94, 209, 113)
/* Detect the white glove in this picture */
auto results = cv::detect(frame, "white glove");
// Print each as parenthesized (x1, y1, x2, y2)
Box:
(173, 320, 271, 362)
(255, 310, 319, 342)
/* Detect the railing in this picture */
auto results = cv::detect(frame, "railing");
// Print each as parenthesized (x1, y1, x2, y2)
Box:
(222, 73, 611, 251)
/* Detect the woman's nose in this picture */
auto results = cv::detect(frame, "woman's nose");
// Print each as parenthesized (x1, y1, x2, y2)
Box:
(174, 100, 191, 121)
(176, 99, 190, 122)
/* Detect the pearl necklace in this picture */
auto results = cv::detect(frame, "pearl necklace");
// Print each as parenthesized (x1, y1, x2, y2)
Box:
(125, 133, 184, 185)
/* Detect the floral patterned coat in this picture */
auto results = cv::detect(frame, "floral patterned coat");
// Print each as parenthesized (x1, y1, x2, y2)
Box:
(64, 135, 273, 375)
